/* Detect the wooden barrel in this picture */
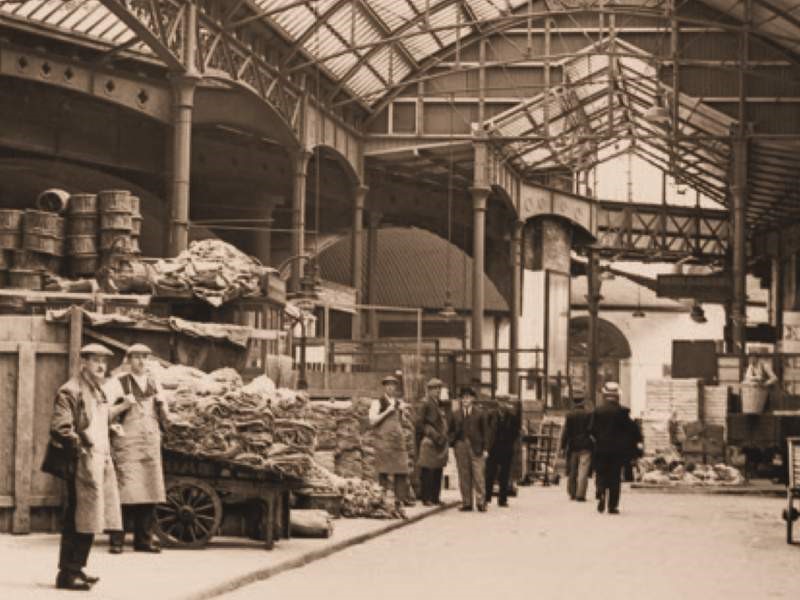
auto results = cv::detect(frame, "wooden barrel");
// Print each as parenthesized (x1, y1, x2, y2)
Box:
(68, 214, 99, 235)
(8, 269, 42, 290)
(0, 209, 24, 230)
(99, 230, 132, 252)
(12, 249, 60, 271)
(23, 210, 65, 236)
(66, 235, 97, 255)
(68, 194, 98, 214)
(100, 212, 133, 230)
(129, 195, 141, 214)
(24, 232, 64, 256)
(35, 188, 70, 213)
(0, 230, 22, 249)
(98, 190, 132, 213)
(69, 254, 99, 277)
(129, 237, 141, 254)
(131, 215, 143, 236)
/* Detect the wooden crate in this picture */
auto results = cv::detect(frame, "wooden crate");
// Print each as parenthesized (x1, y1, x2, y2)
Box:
(0, 315, 72, 533)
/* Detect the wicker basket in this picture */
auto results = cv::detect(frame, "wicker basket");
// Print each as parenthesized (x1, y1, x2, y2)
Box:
(68, 194, 98, 214)
(0, 209, 24, 230)
(8, 269, 43, 290)
(98, 190, 132, 213)
(66, 235, 98, 255)
(100, 212, 133, 230)
(69, 254, 99, 277)
(68, 214, 99, 235)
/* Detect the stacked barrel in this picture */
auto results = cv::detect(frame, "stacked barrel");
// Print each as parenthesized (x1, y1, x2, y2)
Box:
(66, 193, 99, 277)
(99, 190, 136, 269)
(10, 209, 65, 290)
(0, 209, 23, 287)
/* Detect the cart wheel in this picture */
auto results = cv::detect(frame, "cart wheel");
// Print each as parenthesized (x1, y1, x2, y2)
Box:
(155, 478, 222, 549)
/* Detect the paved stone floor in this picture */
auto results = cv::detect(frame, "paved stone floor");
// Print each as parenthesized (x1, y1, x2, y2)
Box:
(223, 484, 798, 600)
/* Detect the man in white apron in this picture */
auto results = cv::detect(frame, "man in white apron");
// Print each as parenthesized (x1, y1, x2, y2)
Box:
(107, 344, 169, 553)
(50, 344, 132, 591)
(368, 374, 411, 514)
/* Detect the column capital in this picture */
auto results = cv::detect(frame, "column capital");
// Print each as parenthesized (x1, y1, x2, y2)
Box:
(354, 184, 369, 209)
(469, 186, 491, 211)
(292, 148, 313, 177)
(169, 73, 201, 108)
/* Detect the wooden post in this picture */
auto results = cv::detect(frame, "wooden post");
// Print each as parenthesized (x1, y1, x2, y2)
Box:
(12, 343, 36, 534)
(68, 305, 83, 379)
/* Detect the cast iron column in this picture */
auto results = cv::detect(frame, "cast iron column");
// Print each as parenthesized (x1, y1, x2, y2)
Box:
(587, 248, 600, 406)
(253, 195, 278, 267)
(290, 150, 312, 293)
(167, 2, 200, 256)
(352, 184, 368, 340)
(731, 135, 748, 369)
(366, 210, 381, 339)
(509, 220, 523, 394)
(470, 186, 490, 381)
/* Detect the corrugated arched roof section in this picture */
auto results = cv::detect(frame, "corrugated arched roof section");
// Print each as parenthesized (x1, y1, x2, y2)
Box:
(317, 226, 509, 313)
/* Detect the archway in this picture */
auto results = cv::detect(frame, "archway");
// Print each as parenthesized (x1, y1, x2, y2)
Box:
(568, 316, 632, 403)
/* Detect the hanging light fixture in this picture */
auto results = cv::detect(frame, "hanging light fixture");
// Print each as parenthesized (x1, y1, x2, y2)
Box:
(440, 92, 457, 321)
(690, 301, 707, 323)
(632, 285, 646, 318)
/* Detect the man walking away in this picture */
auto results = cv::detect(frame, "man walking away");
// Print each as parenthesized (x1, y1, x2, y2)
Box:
(588, 382, 631, 514)
(485, 395, 521, 507)
(47, 344, 133, 591)
(416, 378, 449, 506)
(450, 386, 492, 512)
(560, 395, 593, 502)
(368, 374, 411, 515)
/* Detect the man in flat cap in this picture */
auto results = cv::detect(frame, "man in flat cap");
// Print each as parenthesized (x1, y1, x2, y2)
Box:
(107, 344, 169, 553)
(415, 378, 449, 506)
(450, 386, 492, 512)
(588, 381, 633, 514)
(485, 394, 521, 507)
(49, 343, 134, 591)
(560, 394, 593, 502)
(368, 374, 411, 513)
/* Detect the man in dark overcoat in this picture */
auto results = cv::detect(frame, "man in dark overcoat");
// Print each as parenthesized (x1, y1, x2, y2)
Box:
(415, 378, 449, 506)
(560, 395, 594, 501)
(450, 386, 493, 512)
(485, 395, 521, 507)
(588, 382, 634, 514)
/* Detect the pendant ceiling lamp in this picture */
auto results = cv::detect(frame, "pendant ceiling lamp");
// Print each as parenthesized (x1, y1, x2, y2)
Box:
(632, 286, 646, 318)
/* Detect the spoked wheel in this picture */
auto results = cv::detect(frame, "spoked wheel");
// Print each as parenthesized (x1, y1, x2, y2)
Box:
(154, 478, 222, 548)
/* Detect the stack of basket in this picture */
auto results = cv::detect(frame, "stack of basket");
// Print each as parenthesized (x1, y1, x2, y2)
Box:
(12, 209, 65, 290)
(129, 194, 142, 256)
(0, 209, 24, 287)
(66, 193, 99, 277)
(98, 190, 135, 269)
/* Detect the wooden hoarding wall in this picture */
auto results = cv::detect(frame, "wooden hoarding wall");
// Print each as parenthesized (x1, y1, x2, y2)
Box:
(0, 316, 69, 533)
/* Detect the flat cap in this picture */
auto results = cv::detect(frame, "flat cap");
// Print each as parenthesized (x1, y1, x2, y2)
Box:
(80, 343, 113, 357)
(381, 374, 400, 385)
(426, 377, 444, 388)
(126, 343, 152, 356)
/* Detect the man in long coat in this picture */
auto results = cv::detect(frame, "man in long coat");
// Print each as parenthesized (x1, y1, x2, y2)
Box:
(368, 374, 410, 513)
(588, 382, 634, 514)
(107, 344, 169, 553)
(415, 378, 449, 506)
(560, 396, 594, 501)
(50, 344, 133, 591)
(485, 395, 521, 507)
(450, 386, 492, 512)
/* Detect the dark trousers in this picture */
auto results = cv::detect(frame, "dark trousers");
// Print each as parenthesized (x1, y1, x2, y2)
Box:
(485, 449, 513, 504)
(594, 452, 624, 510)
(378, 473, 409, 505)
(58, 477, 94, 574)
(420, 467, 443, 503)
(110, 504, 156, 548)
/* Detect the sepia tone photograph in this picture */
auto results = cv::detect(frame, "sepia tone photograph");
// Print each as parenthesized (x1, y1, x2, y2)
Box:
(0, 0, 798, 598)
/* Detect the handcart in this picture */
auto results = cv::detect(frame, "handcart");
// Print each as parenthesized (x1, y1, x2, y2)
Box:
(783, 437, 800, 544)
(153, 449, 303, 550)
(522, 419, 562, 486)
